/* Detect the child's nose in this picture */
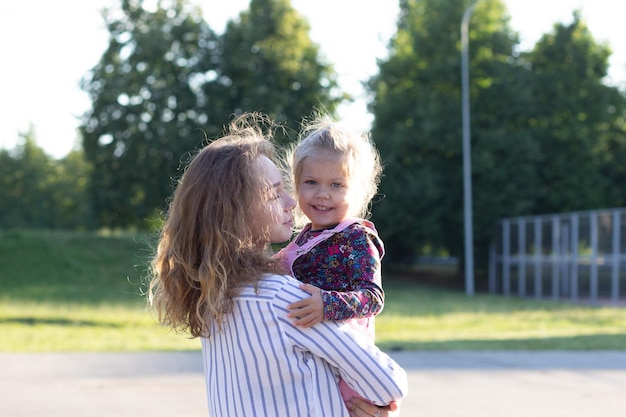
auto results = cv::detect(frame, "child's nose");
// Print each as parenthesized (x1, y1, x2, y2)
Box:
(315, 186, 330, 198)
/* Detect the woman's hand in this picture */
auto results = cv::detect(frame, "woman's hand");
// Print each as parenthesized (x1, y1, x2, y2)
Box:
(348, 398, 401, 417)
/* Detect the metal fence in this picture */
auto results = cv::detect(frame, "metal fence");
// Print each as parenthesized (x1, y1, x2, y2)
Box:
(488, 208, 626, 305)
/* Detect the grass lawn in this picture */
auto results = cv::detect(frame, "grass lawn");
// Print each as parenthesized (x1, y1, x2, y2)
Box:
(1, 229, 625, 352)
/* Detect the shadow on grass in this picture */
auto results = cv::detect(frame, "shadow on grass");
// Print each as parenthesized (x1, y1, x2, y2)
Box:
(0, 317, 122, 327)
(379, 332, 626, 352)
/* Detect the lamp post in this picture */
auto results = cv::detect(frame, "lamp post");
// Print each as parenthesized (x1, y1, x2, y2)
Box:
(461, 3, 475, 296)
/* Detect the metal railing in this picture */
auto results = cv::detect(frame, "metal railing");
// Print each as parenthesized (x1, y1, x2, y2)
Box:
(489, 208, 626, 305)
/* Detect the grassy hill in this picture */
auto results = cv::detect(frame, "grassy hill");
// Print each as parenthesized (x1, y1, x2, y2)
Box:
(0, 230, 198, 351)
(0, 229, 151, 304)
(1, 229, 625, 352)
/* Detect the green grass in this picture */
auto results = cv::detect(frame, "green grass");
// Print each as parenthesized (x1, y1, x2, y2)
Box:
(378, 280, 626, 350)
(1, 230, 625, 352)
(0, 229, 200, 352)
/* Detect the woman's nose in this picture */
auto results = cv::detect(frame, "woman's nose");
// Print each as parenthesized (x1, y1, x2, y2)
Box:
(285, 194, 296, 210)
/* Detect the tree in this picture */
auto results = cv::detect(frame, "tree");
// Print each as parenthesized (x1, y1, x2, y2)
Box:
(368, 1, 626, 282)
(523, 12, 626, 213)
(0, 128, 54, 228)
(218, 0, 342, 144)
(81, 0, 343, 229)
(597, 103, 626, 208)
(368, 0, 526, 268)
(49, 149, 93, 229)
(80, 0, 219, 228)
(0, 127, 91, 229)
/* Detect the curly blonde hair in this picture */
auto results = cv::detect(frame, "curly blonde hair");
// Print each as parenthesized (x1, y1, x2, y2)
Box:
(286, 114, 383, 229)
(149, 113, 284, 338)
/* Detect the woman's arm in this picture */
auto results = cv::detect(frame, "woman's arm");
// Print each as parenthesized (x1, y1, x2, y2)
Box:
(276, 279, 407, 406)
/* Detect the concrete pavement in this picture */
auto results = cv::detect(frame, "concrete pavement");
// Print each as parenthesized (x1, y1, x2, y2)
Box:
(1, 351, 625, 416)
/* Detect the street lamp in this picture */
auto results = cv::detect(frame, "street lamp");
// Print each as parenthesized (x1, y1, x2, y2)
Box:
(461, 3, 475, 296)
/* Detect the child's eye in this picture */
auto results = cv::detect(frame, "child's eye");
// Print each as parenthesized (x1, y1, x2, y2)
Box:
(304, 180, 316, 185)
(331, 182, 344, 188)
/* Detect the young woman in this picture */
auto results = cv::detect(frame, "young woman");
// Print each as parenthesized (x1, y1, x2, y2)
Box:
(148, 113, 407, 417)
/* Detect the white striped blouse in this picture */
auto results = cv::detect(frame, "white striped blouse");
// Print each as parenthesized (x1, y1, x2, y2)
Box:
(201, 273, 407, 417)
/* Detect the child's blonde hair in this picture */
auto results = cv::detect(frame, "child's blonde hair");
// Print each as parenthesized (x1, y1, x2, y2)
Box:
(287, 114, 383, 229)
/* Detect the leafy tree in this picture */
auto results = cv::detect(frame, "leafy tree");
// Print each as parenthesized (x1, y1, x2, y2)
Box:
(597, 103, 626, 208)
(0, 127, 91, 229)
(80, 0, 219, 228)
(0, 130, 44, 228)
(368, 1, 626, 283)
(523, 13, 626, 213)
(0, 128, 54, 228)
(218, 0, 342, 144)
(368, 0, 526, 267)
(81, 0, 342, 229)
(462, 3, 543, 266)
(49, 149, 93, 229)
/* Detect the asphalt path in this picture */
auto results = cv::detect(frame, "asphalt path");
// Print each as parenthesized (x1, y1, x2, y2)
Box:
(1, 351, 625, 417)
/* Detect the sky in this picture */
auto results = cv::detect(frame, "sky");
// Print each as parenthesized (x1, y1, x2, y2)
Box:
(1, 0, 624, 159)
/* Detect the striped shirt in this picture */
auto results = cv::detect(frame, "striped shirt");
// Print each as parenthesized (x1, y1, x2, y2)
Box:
(201, 274, 407, 417)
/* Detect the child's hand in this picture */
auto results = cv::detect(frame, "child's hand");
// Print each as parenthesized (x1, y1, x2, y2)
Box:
(287, 284, 324, 327)
(349, 399, 401, 417)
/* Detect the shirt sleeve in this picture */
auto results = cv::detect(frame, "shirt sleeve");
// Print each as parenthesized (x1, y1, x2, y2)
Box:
(322, 226, 385, 321)
(275, 279, 407, 406)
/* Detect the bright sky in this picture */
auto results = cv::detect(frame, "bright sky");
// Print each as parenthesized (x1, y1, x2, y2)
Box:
(1, 0, 624, 158)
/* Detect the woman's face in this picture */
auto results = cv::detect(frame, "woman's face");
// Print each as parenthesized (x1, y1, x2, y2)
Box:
(251, 155, 296, 247)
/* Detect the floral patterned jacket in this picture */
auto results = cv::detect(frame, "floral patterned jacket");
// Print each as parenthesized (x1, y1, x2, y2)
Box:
(275, 218, 385, 336)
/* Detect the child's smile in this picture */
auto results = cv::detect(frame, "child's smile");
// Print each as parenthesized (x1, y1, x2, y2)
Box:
(297, 150, 351, 230)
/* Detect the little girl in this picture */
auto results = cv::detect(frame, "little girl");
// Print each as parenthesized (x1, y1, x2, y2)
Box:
(275, 114, 385, 404)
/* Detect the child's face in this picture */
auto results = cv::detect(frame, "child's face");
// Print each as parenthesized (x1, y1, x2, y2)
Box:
(297, 150, 351, 230)
(251, 155, 296, 247)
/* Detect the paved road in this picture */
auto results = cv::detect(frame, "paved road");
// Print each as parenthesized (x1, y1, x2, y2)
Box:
(1, 351, 625, 417)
